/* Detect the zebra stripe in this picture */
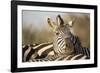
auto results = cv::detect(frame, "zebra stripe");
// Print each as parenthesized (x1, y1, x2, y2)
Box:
(23, 45, 37, 62)
(23, 44, 89, 62)
(29, 54, 88, 62)
(69, 34, 90, 59)
(54, 36, 67, 55)
(22, 42, 54, 62)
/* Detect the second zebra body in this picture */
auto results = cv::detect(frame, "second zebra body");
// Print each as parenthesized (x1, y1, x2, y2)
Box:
(22, 42, 88, 62)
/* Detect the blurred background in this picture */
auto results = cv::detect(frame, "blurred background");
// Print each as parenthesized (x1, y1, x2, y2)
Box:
(22, 10, 90, 48)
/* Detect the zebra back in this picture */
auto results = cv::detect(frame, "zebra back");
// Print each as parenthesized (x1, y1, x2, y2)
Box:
(69, 34, 90, 59)
(29, 54, 88, 62)
(22, 42, 54, 62)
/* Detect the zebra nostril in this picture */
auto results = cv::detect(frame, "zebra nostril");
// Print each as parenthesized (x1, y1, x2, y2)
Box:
(66, 42, 70, 47)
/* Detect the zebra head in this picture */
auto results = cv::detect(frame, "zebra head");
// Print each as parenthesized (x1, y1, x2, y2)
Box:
(47, 15, 75, 55)
(47, 15, 74, 39)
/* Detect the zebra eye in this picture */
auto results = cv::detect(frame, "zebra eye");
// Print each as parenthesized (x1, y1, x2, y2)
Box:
(56, 32, 59, 35)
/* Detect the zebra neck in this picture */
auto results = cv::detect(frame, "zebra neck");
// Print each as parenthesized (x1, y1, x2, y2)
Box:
(69, 33, 81, 46)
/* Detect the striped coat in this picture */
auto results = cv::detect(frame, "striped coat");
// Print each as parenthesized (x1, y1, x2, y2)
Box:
(22, 34, 90, 62)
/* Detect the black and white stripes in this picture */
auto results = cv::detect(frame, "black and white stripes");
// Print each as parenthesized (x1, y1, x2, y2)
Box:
(22, 41, 89, 62)
(28, 54, 87, 62)
(69, 34, 90, 59)
(22, 42, 54, 62)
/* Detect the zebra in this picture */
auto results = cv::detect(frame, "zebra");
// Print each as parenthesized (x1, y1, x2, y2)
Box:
(22, 15, 90, 62)
(22, 42, 88, 62)
(28, 54, 87, 62)
(22, 42, 54, 62)
(47, 15, 90, 59)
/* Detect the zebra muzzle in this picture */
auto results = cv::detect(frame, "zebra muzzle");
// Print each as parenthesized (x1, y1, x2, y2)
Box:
(64, 38, 74, 54)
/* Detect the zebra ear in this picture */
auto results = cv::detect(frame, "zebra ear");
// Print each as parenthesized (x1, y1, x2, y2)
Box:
(68, 21, 73, 27)
(57, 15, 64, 26)
(47, 17, 57, 32)
(68, 17, 77, 27)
